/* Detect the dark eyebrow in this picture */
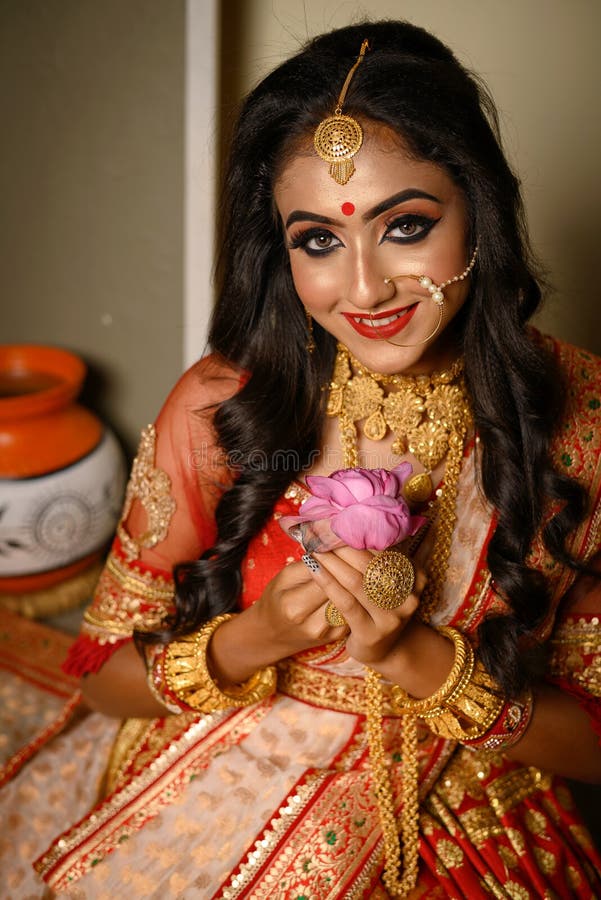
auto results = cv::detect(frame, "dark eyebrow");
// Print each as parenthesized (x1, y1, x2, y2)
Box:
(284, 190, 441, 230)
(284, 210, 335, 229)
(364, 189, 441, 221)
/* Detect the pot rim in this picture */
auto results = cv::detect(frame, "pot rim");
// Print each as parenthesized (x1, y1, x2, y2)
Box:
(0, 344, 86, 419)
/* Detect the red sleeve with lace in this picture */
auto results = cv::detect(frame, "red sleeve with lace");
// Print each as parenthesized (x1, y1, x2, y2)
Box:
(547, 556, 601, 741)
(63, 354, 241, 677)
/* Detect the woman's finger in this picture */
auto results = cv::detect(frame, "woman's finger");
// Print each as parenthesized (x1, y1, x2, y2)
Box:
(301, 553, 374, 630)
(311, 550, 422, 623)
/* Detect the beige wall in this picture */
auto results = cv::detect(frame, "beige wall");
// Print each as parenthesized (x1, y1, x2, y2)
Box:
(0, 0, 185, 454)
(221, 0, 601, 356)
(2, 1, 598, 457)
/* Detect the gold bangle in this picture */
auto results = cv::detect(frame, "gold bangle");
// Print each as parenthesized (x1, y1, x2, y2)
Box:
(391, 625, 506, 743)
(391, 626, 471, 715)
(164, 614, 277, 713)
(417, 645, 477, 719)
(422, 659, 505, 742)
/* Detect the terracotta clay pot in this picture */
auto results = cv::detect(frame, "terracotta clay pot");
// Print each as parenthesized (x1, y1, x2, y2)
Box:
(0, 344, 127, 592)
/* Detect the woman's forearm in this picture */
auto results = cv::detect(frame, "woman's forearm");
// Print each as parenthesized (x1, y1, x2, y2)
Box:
(503, 684, 601, 783)
(372, 621, 601, 783)
(82, 641, 167, 718)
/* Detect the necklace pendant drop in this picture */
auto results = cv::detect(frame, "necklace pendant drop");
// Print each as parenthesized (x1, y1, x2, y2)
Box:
(364, 409, 387, 441)
(403, 471, 434, 504)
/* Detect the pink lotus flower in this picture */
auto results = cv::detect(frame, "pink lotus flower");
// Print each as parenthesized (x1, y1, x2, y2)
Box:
(280, 463, 426, 552)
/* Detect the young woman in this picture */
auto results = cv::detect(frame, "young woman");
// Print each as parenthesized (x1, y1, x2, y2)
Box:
(4, 19, 601, 898)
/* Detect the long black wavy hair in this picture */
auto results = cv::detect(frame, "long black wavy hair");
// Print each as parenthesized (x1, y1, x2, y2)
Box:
(168, 20, 588, 697)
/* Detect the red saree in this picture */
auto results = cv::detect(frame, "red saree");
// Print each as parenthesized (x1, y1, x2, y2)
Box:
(1, 338, 600, 898)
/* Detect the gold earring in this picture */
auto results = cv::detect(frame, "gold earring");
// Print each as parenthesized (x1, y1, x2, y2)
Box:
(313, 40, 369, 185)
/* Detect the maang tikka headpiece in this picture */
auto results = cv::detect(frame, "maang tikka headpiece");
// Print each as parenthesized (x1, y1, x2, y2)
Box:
(313, 39, 369, 185)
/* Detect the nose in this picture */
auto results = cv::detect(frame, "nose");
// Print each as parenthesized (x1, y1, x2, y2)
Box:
(346, 251, 393, 311)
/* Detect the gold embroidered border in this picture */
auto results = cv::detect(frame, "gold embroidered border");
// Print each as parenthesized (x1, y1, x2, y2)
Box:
(82, 550, 174, 642)
(36, 702, 273, 890)
(486, 767, 552, 816)
(548, 618, 601, 697)
(277, 657, 401, 716)
(550, 619, 601, 647)
(117, 424, 177, 562)
(102, 717, 153, 797)
(216, 722, 455, 900)
(458, 806, 504, 847)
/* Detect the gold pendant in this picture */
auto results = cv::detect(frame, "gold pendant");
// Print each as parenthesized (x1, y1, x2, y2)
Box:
(314, 113, 363, 186)
(382, 390, 424, 435)
(408, 421, 449, 471)
(343, 375, 383, 421)
(327, 386, 343, 417)
(403, 472, 434, 504)
(364, 410, 387, 441)
(391, 437, 408, 456)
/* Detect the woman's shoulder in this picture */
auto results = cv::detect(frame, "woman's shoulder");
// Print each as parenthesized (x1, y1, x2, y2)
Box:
(541, 332, 601, 378)
(539, 333, 601, 490)
(155, 352, 244, 429)
(541, 333, 601, 418)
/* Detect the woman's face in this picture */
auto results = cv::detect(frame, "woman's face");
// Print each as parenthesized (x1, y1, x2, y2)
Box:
(274, 125, 472, 374)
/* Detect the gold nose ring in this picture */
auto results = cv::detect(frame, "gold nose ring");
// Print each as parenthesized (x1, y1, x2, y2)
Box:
(368, 302, 444, 347)
(383, 245, 478, 308)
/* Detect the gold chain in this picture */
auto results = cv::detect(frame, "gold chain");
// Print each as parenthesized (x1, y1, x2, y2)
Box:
(327, 345, 470, 895)
(365, 668, 420, 897)
(418, 429, 467, 622)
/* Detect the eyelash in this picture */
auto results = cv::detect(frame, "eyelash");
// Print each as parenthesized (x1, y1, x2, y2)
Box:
(287, 213, 441, 257)
(382, 214, 440, 243)
(288, 227, 342, 257)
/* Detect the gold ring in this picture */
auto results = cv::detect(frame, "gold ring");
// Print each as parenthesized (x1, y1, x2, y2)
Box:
(363, 551, 415, 610)
(325, 601, 347, 627)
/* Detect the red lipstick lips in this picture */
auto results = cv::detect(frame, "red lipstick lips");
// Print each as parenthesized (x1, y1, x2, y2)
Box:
(342, 303, 419, 339)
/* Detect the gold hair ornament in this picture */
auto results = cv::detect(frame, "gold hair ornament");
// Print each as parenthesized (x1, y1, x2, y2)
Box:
(313, 39, 369, 185)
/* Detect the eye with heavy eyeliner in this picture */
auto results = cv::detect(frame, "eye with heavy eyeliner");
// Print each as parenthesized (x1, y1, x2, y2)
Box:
(381, 213, 441, 244)
(288, 227, 343, 256)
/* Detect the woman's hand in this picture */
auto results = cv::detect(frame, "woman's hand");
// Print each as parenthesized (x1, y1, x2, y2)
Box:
(306, 545, 425, 667)
(252, 557, 350, 656)
(209, 559, 348, 686)
(302, 546, 459, 699)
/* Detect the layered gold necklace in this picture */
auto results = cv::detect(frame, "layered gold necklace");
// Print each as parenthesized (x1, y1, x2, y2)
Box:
(326, 343, 473, 897)
(327, 343, 471, 500)
(326, 342, 472, 623)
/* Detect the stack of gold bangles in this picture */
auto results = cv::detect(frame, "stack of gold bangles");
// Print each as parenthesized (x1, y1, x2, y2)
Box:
(391, 625, 507, 740)
(146, 613, 277, 714)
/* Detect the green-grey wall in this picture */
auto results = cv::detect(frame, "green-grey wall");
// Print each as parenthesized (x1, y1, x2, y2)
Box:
(0, 0, 185, 454)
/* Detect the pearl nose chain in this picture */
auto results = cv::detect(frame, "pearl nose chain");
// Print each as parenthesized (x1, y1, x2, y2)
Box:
(383, 245, 478, 307)
(368, 246, 478, 347)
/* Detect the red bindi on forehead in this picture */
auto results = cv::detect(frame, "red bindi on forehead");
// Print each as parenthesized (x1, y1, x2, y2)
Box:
(341, 202, 355, 216)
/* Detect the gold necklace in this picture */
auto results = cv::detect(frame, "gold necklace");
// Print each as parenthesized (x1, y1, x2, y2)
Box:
(327, 343, 471, 504)
(327, 343, 471, 897)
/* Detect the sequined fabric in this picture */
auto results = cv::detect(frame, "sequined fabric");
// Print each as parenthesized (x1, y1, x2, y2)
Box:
(1, 341, 600, 898)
